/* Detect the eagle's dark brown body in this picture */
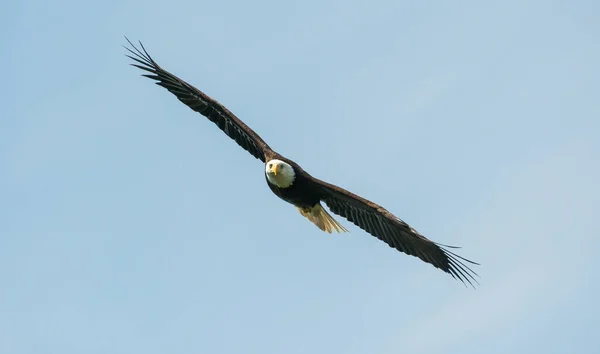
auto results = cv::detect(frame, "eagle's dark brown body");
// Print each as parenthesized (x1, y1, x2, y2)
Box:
(264, 156, 321, 209)
(125, 38, 480, 287)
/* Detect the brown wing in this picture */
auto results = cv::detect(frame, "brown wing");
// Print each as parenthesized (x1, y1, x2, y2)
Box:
(124, 38, 274, 162)
(313, 178, 479, 287)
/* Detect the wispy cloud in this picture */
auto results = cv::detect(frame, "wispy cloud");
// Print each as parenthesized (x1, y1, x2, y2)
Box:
(383, 136, 598, 353)
(398, 262, 550, 354)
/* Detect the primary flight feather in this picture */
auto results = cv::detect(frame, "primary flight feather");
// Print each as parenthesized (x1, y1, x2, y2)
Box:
(124, 38, 479, 287)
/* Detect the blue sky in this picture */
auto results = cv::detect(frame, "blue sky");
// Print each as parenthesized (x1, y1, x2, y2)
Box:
(1, 0, 599, 353)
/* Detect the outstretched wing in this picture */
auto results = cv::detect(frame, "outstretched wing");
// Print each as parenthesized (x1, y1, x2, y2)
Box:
(124, 38, 274, 162)
(314, 178, 479, 287)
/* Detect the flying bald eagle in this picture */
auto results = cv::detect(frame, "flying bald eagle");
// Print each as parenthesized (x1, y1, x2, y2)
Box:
(124, 38, 479, 287)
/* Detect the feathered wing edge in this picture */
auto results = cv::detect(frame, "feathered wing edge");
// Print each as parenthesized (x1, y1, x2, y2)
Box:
(314, 179, 480, 288)
(123, 37, 274, 162)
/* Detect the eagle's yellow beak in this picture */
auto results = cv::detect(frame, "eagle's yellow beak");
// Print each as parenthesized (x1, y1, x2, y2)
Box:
(271, 164, 279, 175)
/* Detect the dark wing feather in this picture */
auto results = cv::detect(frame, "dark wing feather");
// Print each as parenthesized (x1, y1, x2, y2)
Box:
(124, 37, 273, 162)
(314, 179, 479, 287)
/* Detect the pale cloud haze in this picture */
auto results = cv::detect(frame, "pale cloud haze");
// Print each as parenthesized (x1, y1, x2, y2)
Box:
(1, 0, 599, 353)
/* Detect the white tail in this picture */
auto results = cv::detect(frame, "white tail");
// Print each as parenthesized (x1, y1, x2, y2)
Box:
(296, 203, 348, 233)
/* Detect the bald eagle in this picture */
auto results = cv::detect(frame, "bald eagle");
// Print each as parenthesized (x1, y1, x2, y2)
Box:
(124, 38, 479, 287)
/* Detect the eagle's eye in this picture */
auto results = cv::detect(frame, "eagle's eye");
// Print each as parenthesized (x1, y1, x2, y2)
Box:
(268, 163, 272, 169)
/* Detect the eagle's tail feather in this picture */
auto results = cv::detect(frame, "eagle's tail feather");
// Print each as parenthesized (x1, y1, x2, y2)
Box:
(297, 204, 348, 233)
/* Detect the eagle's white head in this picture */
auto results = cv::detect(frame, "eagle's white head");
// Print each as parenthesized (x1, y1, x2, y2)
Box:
(265, 159, 295, 188)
